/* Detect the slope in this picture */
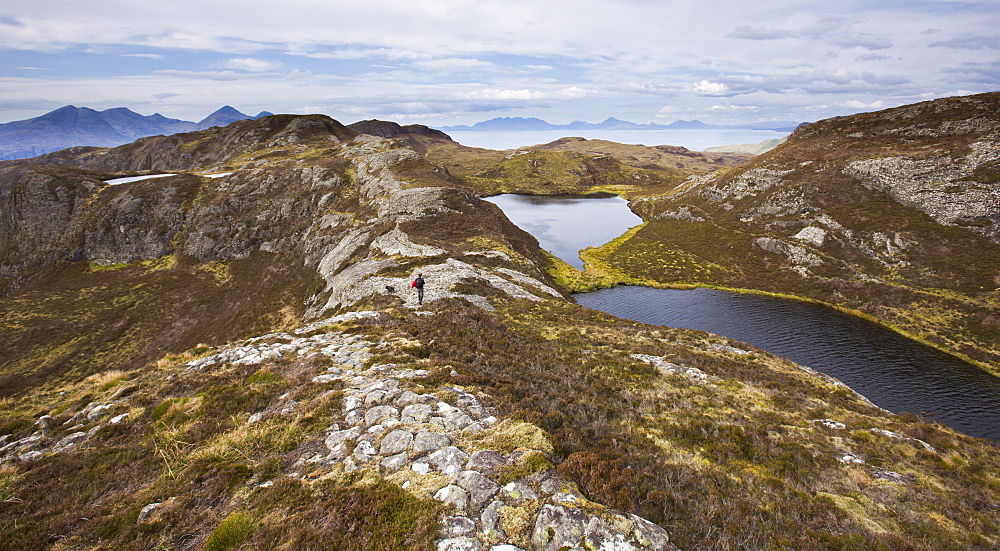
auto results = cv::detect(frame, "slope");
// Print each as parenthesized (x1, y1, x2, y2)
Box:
(572, 92, 1000, 373)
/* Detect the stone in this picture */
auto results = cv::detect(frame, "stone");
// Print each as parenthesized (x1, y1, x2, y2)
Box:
(36, 415, 54, 435)
(136, 502, 161, 523)
(87, 404, 112, 421)
(52, 431, 89, 453)
(443, 411, 474, 431)
(627, 513, 672, 549)
(584, 515, 634, 551)
(429, 446, 469, 475)
(532, 504, 587, 551)
(437, 537, 483, 551)
(364, 405, 399, 427)
(480, 499, 507, 541)
(434, 484, 470, 513)
(379, 429, 414, 455)
(466, 450, 507, 476)
(353, 440, 378, 460)
(364, 389, 390, 407)
(380, 452, 409, 472)
(489, 546, 524, 551)
(325, 427, 361, 454)
(413, 432, 451, 456)
(343, 395, 363, 411)
(501, 481, 537, 503)
(454, 470, 500, 512)
(345, 409, 364, 426)
(401, 403, 434, 424)
(441, 515, 477, 538)
(396, 390, 423, 407)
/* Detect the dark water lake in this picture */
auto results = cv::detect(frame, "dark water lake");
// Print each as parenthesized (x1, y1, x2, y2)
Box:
(488, 193, 1000, 441)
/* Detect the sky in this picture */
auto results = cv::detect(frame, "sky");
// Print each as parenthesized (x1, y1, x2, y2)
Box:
(1, 0, 998, 127)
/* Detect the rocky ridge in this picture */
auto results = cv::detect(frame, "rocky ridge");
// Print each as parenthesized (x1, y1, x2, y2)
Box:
(1, 309, 677, 550)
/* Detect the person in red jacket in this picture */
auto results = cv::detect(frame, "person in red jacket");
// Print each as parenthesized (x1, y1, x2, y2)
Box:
(412, 273, 425, 304)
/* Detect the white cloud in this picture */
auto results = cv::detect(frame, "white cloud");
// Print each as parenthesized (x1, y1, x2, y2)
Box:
(222, 57, 282, 72)
(843, 99, 885, 109)
(727, 26, 797, 41)
(122, 53, 164, 59)
(693, 80, 729, 96)
(412, 58, 496, 73)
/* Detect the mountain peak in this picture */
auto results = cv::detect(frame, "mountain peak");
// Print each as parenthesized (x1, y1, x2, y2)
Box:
(196, 106, 252, 128)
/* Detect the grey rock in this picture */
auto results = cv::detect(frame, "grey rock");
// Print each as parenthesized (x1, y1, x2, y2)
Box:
(36, 415, 54, 435)
(413, 431, 451, 456)
(429, 446, 469, 475)
(443, 411, 474, 431)
(344, 395, 363, 412)
(379, 429, 414, 455)
(466, 450, 507, 477)
(137, 502, 161, 523)
(480, 499, 506, 541)
(401, 403, 434, 424)
(324, 427, 361, 453)
(501, 481, 537, 503)
(627, 513, 672, 549)
(353, 440, 378, 460)
(584, 515, 632, 551)
(434, 484, 470, 513)
(396, 390, 423, 407)
(364, 405, 398, 427)
(532, 504, 587, 551)
(454, 470, 500, 512)
(365, 389, 390, 407)
(441, 515, 477, 538)
(380, 452, 409, 472)
(345, 409, 364, 426)
(437, 537, 483, 551)
(52, 431, 89, 453)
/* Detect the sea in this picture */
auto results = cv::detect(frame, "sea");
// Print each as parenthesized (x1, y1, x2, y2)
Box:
(443, 128, 791, 152)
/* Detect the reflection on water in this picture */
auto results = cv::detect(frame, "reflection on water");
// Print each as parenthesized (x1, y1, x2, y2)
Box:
(484, 194, 642, 269)
(576, 286, 1000, 441)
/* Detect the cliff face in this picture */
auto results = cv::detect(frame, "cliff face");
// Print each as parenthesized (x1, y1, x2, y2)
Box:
(2, 105, 1000, 551)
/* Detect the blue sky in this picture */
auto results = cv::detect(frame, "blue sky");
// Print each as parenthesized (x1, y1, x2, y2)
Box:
(1, 0, 998, 126)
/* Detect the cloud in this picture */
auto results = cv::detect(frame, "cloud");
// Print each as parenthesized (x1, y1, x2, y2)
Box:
(461, 87, 591, 101)
(727, 26, 796, 41)
(828, 33, 892, 51)
(843, 99, 884, 109)
(412, 58, 496, 73)
(693, 80, 729, 96)
(152, 70, 247, 81)
(929, 35, 1000, 50)
(222, 57, 282, 72)
(122, 53, 164, 59)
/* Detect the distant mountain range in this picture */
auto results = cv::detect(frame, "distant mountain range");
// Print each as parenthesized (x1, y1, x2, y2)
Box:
(437, 116, 802, 133)
(0, 105, 273, 160)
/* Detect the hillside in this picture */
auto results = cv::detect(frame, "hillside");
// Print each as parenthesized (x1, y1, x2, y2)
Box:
(546, 93, 1000, 374)
(1, 108, 999, 550)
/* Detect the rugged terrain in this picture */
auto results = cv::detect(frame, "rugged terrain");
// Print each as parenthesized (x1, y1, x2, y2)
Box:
(1, 98, 999, 550)
(554, 93, 1000, 374)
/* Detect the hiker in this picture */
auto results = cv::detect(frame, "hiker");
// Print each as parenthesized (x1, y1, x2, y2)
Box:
(412, 273, 425, 304)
